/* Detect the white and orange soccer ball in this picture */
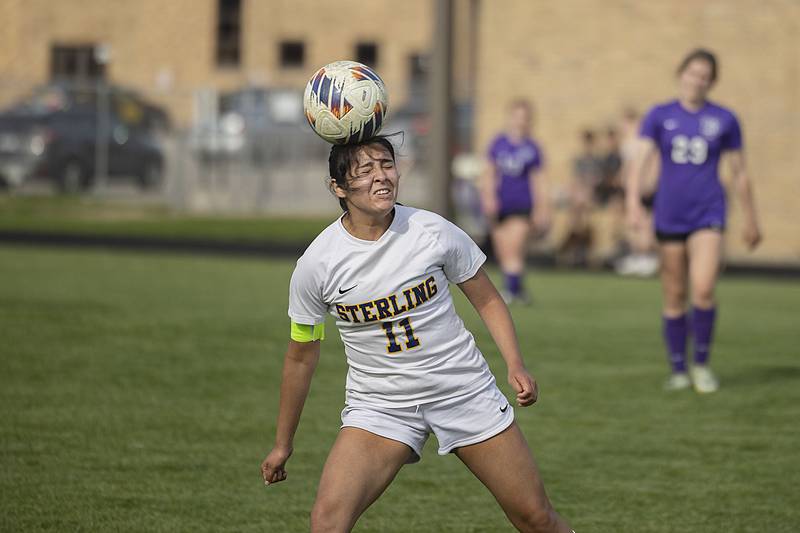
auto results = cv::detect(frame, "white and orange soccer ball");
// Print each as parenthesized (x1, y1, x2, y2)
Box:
(303, 60, 389, 145)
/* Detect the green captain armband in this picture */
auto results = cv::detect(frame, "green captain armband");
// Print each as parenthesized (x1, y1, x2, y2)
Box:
(290, 321, 325, 342)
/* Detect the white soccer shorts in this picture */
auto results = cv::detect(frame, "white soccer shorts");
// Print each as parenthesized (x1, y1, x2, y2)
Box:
(340, 382, 515, 462)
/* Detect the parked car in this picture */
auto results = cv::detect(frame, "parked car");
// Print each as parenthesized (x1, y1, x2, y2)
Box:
(24, 82, 172, 133)
(190, 87, 321, 164)
(0, 83, 165, 192)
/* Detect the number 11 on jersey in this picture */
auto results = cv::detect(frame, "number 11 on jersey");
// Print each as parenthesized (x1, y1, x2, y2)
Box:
(381, 318, 420, 353)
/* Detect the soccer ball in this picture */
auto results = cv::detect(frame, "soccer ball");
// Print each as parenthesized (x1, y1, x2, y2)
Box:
(303, 60, 389, 145)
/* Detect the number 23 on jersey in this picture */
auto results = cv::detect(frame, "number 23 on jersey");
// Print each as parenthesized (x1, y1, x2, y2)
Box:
(671, 135, 708, 165)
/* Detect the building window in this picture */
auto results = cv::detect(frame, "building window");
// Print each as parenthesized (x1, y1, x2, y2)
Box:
(355, 42, 378, 67)
(407, 53, 428, 104)
(216, 0, 242, 67)
(280, 41, 305, 68)
(409, 54, 428, 83)
(50, 45, 106, 81)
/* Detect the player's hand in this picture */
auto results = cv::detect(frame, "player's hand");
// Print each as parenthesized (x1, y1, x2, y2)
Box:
(626, 202, 644, 231)
(742, 221, 762, 250)
(508, 366, 539, 407)
(482, 195, 498, 221)
(261, 445, 292, 486)
(532, 210, 552, 237)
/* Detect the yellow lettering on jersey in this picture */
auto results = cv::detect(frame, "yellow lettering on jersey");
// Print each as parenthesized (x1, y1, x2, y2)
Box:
(359, 301, 377, 322)
(402, 288, 417, 311)
(373, 298, 393, 320)
(345, 304, 361, 322)
(387, 294, 407, 316)
(411, 284, 428, 306)
(335, 304, 350, 321)
(425, 276, 438, 298)
(336, 277, 440, 323)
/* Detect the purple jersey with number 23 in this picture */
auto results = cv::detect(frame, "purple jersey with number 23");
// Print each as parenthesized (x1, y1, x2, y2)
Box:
(640, 99, 742, 234)
(488, 134, 543, 214)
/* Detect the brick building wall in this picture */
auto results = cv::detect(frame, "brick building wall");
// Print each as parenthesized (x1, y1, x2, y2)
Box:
(0, 0, 433, 123)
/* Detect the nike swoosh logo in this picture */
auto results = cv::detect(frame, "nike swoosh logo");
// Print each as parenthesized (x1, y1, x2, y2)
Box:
(499, 404, 509, 413)
(338, 285, 358, 295)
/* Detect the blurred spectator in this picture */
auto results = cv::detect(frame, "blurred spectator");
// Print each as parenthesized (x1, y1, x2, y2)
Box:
(557, 129, 599, 267)
(596, 127, 626, 259)
(573, 129, 604, 198)
(616, 108, 659, 276)
(597, 127, 623, 205)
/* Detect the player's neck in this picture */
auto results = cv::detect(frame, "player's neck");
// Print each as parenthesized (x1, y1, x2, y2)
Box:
(678, 96, 707, 113)
(342, 208, 395, 241)
(507, 131, 527, 144)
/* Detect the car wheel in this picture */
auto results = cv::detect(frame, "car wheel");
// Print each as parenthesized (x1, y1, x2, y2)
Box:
(58, 160, 88, 194)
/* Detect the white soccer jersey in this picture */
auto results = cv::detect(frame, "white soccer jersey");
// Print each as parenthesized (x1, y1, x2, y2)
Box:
(288, 205, 496, 408)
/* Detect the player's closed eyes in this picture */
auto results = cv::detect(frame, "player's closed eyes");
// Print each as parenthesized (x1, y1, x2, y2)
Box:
(353, 163, 394, 180)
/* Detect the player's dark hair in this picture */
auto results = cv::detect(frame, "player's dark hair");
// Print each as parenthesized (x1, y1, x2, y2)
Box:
(622, 107, 639, 121)
(677, 48, 718, 83)
(328, 136, 396, 211)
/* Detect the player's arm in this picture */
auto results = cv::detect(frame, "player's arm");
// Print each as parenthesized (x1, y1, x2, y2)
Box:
(726, 150, 762, 249)
(480, 156, 499, 219)
(625, 137, 658, 227)
(457, 268, 538, 407)
(261, 328, 322, 485)
(530, 167, 552, 235)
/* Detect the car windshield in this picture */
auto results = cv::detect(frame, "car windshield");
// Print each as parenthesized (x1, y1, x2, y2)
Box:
(10, 85, 151, 130)
(27, 86, 94, 113)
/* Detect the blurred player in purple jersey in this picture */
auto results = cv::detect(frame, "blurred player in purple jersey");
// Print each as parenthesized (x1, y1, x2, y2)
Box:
(626, 49, 762, 393)
(481, 100, 551, 304)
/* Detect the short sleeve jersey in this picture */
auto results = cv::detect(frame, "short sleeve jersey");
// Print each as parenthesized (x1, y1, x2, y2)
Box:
(288, 205, 495, 408)
(488, 134, 543, 214)
(640, 99, 743, 233)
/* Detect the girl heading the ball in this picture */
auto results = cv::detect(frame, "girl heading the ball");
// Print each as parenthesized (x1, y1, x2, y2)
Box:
(260, 134, 573, 532)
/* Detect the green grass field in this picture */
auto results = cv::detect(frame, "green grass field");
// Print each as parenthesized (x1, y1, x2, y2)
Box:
(0, 196, 331, 244)
(1, 245, 798, 532)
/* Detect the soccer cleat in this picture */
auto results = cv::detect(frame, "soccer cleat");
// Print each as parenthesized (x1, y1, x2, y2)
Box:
(634, 254, 659, 277)
(514, 290, 533, 306)
(690, 365, 719, 394)
(664, 372, 691, 391)
(616, 254, 660, 277)
(614, 254, 639, 276)
(501, 290, 533, 307)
